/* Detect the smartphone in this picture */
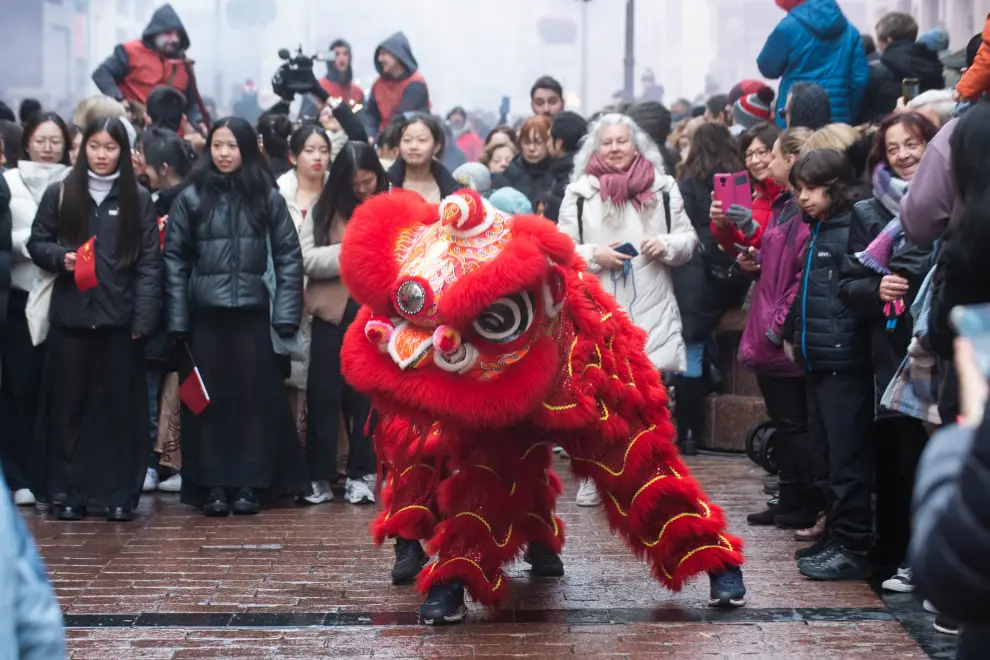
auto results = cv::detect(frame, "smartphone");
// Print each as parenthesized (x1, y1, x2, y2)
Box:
(714, 171, 753, 211)
(733, 242, 760, 264)
(614, 242, 639, 258)
(951, 303, 990, 376)
(902, 78, 921, 103)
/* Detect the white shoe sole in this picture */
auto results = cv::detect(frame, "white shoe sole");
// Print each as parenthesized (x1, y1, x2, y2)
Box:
(575, 498, 601, 507)
(709, 596, 746, 608)
(933, 621, 959, 635)
(923, 599, 938, 614)
(13, 490, 36, 506)
(302, 493, 334, 504)
(421, 605, 468, 625)
(345, 496, 375, 505)
(881, 579, 914, 593)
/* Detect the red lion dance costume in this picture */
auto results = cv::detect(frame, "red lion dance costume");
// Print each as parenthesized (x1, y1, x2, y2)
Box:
(340, 189, 745, 624)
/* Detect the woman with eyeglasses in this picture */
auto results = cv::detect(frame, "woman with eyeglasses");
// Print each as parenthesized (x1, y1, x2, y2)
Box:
(0, 111, 73, 509)
(492, 115, 555, 208)
(709, 123, 783, 258)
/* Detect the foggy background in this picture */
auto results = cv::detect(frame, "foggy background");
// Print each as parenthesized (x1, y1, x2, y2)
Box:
(0, 0, 979, 122)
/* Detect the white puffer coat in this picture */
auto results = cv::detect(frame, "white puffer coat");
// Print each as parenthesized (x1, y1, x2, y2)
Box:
(558, 170, 698, 372)
(4, 161, 70, 292)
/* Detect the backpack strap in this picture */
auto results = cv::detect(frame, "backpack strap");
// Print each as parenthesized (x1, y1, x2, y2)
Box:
(662, 191, 671, 233)
(576, 196, 584, 244)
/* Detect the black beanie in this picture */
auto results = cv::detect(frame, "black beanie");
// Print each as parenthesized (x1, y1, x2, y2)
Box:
(789, 83, 831, 130)
(626, 101, 673, 147)
(550, 111, 588, 153)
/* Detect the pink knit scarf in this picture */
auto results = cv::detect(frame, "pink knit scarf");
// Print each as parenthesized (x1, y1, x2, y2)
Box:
(586, 153, 657, 213)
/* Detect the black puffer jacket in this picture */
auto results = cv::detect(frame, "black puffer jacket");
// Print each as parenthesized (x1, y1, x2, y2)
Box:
(493, 155, 554, 206)
(163, 177, 303, 335)
(27, 180, 162, 335)
(786, 208, 869, 372)
(839, 197, 934, 415)
(673, 177, 748, 342)
(549, 152, 576, 200)
(860, 40, 945, 123)
(0, 176, 11, 323)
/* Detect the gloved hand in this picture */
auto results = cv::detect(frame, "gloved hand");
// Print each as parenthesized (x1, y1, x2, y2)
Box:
(271, 68, 294, 103)
(726, 204, 759, 239)
(274, 323, 298, 339)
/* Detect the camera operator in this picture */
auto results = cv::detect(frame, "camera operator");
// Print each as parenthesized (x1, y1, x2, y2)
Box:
(300, 39, 365, 122)
(266, 48, 368, 147)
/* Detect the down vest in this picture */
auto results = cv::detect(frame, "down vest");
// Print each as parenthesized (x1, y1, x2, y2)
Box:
(786, 209, 869, 372)
(163, 181, 303, 335)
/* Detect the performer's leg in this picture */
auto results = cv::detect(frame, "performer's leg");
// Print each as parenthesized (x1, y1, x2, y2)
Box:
(562, 419, 744, 595)
(513, 439, 566, 576)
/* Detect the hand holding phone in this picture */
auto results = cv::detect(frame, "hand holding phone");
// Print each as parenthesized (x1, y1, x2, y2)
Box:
(902, 78, 921, 104)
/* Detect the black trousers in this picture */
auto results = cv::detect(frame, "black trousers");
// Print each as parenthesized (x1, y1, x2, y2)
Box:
(807, 368, 875, 552)
(757, 375, 826, 503)
(306, 310, 376, 481)
(873, 416, 929, 567)
(47, 326, 149, 509)
(0, 290, 47, 493)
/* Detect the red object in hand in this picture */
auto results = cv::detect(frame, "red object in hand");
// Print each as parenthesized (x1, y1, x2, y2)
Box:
(179, 367, 211, 415)
(74, 236, 98, 291)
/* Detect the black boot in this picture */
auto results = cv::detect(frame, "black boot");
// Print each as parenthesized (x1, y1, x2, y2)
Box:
(419, 581, 467, 625)
(524, 542, 564, 577)
(778, 486, 827, 529)
(391, 538, 428, 585)
(673, 376, 703, 456)
(747, 484, 801, 525)
(232, 488, 260, 515)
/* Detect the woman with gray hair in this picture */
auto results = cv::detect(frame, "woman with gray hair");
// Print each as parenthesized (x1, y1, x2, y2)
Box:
(558, 113, 699, 506)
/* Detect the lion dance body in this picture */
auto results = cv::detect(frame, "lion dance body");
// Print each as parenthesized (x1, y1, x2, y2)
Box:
(339, 189, 744, 615)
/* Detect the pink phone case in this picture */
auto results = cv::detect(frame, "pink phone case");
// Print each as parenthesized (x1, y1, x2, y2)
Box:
(714, 171, 753, 210)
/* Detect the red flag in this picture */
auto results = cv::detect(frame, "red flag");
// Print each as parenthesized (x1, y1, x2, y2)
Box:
(74, 236, 98, 291)
(179, 366, 211, 415)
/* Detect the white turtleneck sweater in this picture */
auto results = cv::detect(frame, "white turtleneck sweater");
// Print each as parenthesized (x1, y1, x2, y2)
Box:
(88, 170, 120, 206)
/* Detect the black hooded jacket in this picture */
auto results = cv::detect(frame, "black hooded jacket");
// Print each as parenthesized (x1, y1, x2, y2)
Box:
(92, 4, 203, 125)
(493, 155, 555, 207)
(367, 32, 430, 136)
(860, 40, 945, 123)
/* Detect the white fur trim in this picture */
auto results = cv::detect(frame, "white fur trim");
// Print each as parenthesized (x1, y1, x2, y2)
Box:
(433, 342, 479, 374)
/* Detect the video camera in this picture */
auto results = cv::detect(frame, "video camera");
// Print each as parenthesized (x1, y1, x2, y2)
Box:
(272, 46, 324, 97)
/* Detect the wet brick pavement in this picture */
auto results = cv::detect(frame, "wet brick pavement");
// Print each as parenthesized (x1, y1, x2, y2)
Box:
(22, 453, 956, 659)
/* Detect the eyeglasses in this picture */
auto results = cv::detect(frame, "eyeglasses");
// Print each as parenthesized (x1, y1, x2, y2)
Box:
(30, 137, 64, 150)
(744, 147, 771, 162)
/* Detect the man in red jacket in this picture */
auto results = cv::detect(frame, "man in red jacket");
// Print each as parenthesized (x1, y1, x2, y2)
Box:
(366, 32, 430, 138)
(92, 3, 205, 128)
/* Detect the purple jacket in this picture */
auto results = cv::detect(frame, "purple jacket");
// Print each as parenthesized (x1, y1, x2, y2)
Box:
(738, 192, 809, 377)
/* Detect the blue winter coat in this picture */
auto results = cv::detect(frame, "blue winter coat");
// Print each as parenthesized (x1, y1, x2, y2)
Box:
(757, 0, 869, 126)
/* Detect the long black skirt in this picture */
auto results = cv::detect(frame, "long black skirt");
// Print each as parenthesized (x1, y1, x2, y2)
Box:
(179, 309, 307, 507)
(39, 325, 149, 509)
(0, 290, 47, 494)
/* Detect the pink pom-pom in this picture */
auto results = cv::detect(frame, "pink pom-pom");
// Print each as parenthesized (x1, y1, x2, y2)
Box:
(365, 317, 394, 345)
(433, 325, 462, 354)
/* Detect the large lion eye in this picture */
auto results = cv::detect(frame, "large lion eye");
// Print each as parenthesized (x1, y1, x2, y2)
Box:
(472, 293, 534, 343)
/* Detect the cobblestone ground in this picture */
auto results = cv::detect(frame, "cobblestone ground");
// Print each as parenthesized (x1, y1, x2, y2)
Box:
(22, 454, 954, 659)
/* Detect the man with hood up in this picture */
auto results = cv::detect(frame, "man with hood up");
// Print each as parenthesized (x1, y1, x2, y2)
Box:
(366, 32, 430, 137)
(92, 3, 205, 127)
(758, 0, 869, 126)
(300, 39, 366, 120)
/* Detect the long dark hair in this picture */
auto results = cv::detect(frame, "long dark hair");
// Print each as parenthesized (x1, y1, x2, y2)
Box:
(143, 128, 197, 181)
(398, 113, 446, 161)
(866, 111, 938, 176)
(789, 148, 862, 216)
(190, 116, 273, 231)
(21, 111, 72, 165)
(677, 122, 744, 185)
(59, 117, 143, 267)
(311, 141, 388, 246)
(948, 103, 990, 273)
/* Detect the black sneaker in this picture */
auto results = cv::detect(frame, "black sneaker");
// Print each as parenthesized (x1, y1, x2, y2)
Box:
(419, 581, 468, 625)
(391, 538, 428, 585)
(794, 536, 831, 560)
(798, 546, 872, 581)
(203, 487, 230, 517)
(709, 566, 746, 607)
(524, 543, 564, 577)
(231, 488, 259, 515)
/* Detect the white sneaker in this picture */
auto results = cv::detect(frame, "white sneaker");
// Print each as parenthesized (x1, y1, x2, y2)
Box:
(142, 468, 159, 493)
(157, 473, 182, 493)
(881, 566, 915, 593)
(344, 475, 376, 504)
(302, 480, 334, 505)
(13, 489, 36, 506)
(575, 479, 601, 507)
